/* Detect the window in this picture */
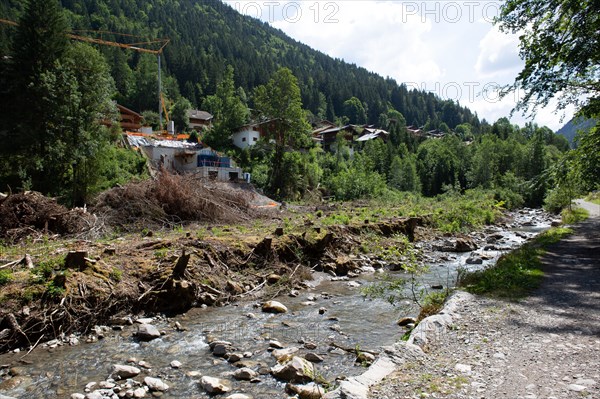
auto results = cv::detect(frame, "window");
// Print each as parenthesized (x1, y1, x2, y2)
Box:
(242, 137, 246, 142)
(253, 137, 258, 142)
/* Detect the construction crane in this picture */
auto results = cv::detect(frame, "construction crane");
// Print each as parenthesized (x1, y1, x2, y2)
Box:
(0, 18, 170, 129)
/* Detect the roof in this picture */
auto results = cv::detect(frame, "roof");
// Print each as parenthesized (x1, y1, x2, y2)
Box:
(356, 129, 389, 142)
(188, 109, 213, 121)
(117, 104, 142, 118)
(127, 135, 201, 150)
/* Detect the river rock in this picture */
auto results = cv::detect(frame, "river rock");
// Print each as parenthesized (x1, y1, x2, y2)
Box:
(137, 324, 161, 341)
(170, 360, 182, 369)
(272, 347, 299, 362)
(85, 392, 103, 399)
(286, 382, 326, 399)
(267, 274, 281, 284)
(212, 343, 230, 357)
(233, 367, 258, 381)
(304, 353, 324, 363)
(144, 377, 169, 391)
(262, 300, 288, 313)
(271, 356, 315, 383)
(454, 237, 478, 252)
(356, 352, 376, 365)
(269, 339, 284, 349)
(227, 353, 243, 363)
(397, 317, 417, 326)
(466, 256, 483, 264)
(70, 394, 85, 399)
(201, 376, 232, 394)
(304, 342, 318, 350)
(113, 364, 141, 379)
(225, 394, 254, 399)
(133, 387, 147, 398)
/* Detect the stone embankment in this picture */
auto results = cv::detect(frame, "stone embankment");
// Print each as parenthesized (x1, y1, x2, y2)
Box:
(370, 203, 600, 399)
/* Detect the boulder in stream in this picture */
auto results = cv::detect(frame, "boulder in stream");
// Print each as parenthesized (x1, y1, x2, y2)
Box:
(286, 382, 326, 399)
(136, 324, 161, 341)
(200, 376, 232, 394)
(144, 376, 169, 391)
(233, 367, 258, 381)
(271, 356, 315, 383)
(112, 364, 141, 379)
(262, 300, 288, 314)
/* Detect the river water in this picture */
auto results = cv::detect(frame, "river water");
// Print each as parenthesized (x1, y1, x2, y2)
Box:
(0, 209, 555, 399)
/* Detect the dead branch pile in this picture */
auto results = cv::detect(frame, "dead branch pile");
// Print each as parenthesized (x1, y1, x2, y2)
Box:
(92, 172, 254, 230)
(0, 192, 95, 242)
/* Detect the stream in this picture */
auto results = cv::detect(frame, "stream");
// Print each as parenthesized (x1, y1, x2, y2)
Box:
(0, 209, 557, 399)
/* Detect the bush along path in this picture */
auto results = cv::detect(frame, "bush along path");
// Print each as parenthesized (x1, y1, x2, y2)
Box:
(370, 201, 600, 399)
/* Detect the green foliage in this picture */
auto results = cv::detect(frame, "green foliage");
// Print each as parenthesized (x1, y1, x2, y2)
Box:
(202, 65, 249, 149)
(561, 207, 589, 225)
(0, 270, 13, 286)
(342, 97, 367, 124)
(460, 227, 573, 298)
(497, 0, 599, 116)
(432, 190, 501, 233)
(253, 67, 311, 198)
(325, 154, 388, 201)
(171, 96, 192, 133)
(388, 154, 420, 192)
(418, 290, 450, 321)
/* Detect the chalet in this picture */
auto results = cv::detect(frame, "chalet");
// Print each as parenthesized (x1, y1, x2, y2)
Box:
(127, 135, 246, 182)
(188, 110, 213, 131)
(406, 125, 424, 137)
(101, 104, 143, 133)
(426, 129, 446, 138)
(356, 127, 390, 142)
(312, 124, 362, 153)
(231, 119, 278, 149)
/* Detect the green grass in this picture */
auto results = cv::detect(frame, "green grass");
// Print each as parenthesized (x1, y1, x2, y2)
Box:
(0, 269, 13, 286)
(460, 227, 573, 298)
(585, 192, 600, 205)
(562, 207, 589, 224)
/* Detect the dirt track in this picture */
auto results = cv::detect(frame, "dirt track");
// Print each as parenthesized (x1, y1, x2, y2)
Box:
(372, 201, 600, 398)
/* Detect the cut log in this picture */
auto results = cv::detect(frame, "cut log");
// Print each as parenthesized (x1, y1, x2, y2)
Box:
(172, 250, 190, 279)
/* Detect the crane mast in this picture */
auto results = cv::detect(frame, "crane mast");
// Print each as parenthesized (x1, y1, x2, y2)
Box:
(0, 19, 169, 129)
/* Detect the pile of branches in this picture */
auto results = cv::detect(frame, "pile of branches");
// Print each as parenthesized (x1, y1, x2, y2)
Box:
(0, 192, 96, 242)
(92, 171, 254, 230)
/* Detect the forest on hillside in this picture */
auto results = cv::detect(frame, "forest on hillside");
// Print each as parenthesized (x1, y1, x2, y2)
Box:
(1, 0, 479, 130)
(0, 0, 596, 215)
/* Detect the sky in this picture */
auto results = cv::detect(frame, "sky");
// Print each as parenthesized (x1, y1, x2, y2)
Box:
(223, 0, 574, 131)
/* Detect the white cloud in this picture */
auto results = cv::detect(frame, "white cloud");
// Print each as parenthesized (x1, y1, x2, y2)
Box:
(475, 27, 522, 78)
(222, 0, 573, 129)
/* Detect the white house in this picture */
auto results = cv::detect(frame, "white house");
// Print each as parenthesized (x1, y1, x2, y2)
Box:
(232, 125, 261, 149)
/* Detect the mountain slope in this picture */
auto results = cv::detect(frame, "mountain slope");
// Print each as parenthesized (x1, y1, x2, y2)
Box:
(0, 0, 480, 129)
(556, 116, 597, 145)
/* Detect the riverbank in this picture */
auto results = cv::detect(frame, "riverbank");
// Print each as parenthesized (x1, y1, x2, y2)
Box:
(371, 203, 600, 399)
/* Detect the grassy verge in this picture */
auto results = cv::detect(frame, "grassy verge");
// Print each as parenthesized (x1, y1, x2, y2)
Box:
(584, 192, 600, 205)
(561, 207, 589, 224)
(459, 227, 574, 299)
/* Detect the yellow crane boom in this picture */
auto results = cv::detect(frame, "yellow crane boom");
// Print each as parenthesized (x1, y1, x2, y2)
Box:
(0, 18, 169, 129)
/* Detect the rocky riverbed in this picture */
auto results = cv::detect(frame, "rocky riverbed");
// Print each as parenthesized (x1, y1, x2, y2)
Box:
(0, 208, 558, 399)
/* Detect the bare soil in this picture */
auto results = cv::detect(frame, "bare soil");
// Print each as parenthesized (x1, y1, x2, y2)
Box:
(0, 185, 420, 353)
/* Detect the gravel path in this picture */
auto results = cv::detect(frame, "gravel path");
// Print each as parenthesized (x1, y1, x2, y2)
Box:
(371, 205, 600, 399)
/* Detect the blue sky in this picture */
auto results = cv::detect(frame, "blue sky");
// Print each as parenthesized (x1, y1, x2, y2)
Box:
(224, 0, 574, 130)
